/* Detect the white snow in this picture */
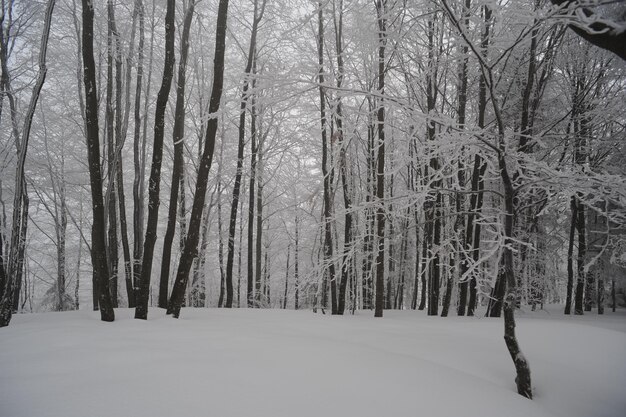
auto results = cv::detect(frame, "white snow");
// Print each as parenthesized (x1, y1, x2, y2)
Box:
(1, 307, 625, 417)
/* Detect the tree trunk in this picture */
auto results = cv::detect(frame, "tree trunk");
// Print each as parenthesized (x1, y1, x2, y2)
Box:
(282, 244, 290, 309)
(574, 199, 586, 315)
(135, 0, 176, 320)
(80, 0, 114, 323)
(373, 0, 387, 318)
(158, 0, 195, 309)
(455, 0, 471, 316)
(294, 215, 300, 310)
(333, 0, 352, 316)
(565, 196, 577, 314)
(254, 139, 264, 307)
(105, 0, 119, 308)
(131, 0, 146, 309)
(247, 66, 258, 308)
(167, 0, 230, 318)
(316, 0, 338, 315)
(225, 0, 265, 309)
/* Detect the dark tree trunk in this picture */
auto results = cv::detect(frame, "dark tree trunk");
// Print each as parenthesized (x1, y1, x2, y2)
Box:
(574, 198, 586, 315)
(131, 0, 145, 309)
(565, 196, 576, 314)
(499, 141, 532, 399)
(247, 68, 258, 308)
(334, 0, 352, 316)
(135, 0, 176, 320)
(294, 215, 300, 310)
(317, 0, 338, 315)
(158, 0, 195, 309)
(455, 0, 471, 316)
(81, 0, 114, 323)
(411, 206, 420, 310)
(283, 243, 290, 309)
(254, 140, 264, 306)
(167, 0, 230, 318)
(418, 227, 428, 311)
(218, 171, 226, 308)
(441, 253, 454, 317)
(373, 0, 387, 318)
(105, 0, 119, 308)
(237, 199, 244, 307)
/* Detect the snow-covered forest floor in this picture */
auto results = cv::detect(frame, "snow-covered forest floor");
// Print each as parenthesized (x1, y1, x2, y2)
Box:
(1, 306, 625, 417)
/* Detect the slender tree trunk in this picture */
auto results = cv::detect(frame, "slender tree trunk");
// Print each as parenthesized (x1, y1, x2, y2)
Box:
(112, 1, 130, 305)
(499, 140, 532, 399)
(333, 0, 352, 316)
(217, 141, 226, 307)
(373, 0, 387, 318)
(0, 1, 56, 325)
(574, 198, 586, 315)
(247, 66, 258, 308)
(294, 215, 300, 310)
(425, 11, 441, 317)
(316, 0, 338, 315)
(611, 279, 615, 312)
(565, 196, 577, 314)
(135, 0, 176, 320)
(158, 0, 195, 308)
(167, 0, 231, 318)
(456, 0, 471, 316)
(105, 0, 119, 308)
(225, 0, 266, 309)
(218, 179, 226, 307)
(237, 197, 244, 307)
(80, 0, 114, 323)
(131, 0, 146, 308)
(254, 140, 264, 306)
(283, 243, 290, 309)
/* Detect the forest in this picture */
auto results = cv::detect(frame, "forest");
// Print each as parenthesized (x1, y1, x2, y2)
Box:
(0, 0, 625, 414)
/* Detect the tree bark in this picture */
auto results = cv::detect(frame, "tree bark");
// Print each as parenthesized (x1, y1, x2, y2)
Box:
(131, 0, 146, 308)
(158, 0, 195, 309)
(565, 196, 577, 314)
(135, 0, 176, 320)
(105, 0, 119, 308)
(373, 0, 387, 318)
(247, 65, 258, 308)
(283, 243, 290, 309)
(167, 0, 231, 318)
(80, 0, 114, 323)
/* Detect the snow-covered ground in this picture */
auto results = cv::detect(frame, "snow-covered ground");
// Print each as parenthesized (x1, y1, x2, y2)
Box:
(1, 307, 624, 417)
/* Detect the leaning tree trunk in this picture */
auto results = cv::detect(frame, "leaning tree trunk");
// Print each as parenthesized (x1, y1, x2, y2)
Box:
(158, 0, 195, 309)
(167, 0, 231, 318)
(499, 141, 533, 399)
(0, 0, 56, 326)
(135, 0, 176, 320)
